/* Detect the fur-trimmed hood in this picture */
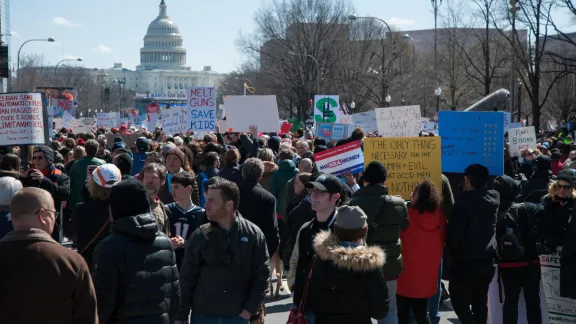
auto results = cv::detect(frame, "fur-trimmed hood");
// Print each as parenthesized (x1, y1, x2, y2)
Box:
(313, 231, 385, 272)
(262, 161, 279, 175)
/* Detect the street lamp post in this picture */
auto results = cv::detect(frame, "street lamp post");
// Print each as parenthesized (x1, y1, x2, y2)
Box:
(432, 0, 442, 97)
(385, 94, 392, 107)
(517, 78, 522, 123)
(401, 34, 416, 103)
(17, 38, 55, 91)
(510, 0, 519, 121)
(54, 58, 82, 87)
(435, 86, 442, 111)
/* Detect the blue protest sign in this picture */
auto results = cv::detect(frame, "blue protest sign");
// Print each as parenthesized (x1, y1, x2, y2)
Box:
(439, 111, 504, 175)
(316, 122, 333, 142)
(332, 124, 348, 141)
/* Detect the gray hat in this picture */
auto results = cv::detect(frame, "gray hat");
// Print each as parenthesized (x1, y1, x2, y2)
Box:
(161, 142, 176, 156)
(334, 206, 368, 230)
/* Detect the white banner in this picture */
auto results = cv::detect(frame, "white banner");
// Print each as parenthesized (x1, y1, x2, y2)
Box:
(376, 105, 421, 137)
(509, 126, 536, 161)
(161, 106, 189, 135)
(96, 112, 116, 129)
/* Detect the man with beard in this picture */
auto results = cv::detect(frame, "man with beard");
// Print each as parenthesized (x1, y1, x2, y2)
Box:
(176, 178, 269, 324)
(141, 163, 170, 235)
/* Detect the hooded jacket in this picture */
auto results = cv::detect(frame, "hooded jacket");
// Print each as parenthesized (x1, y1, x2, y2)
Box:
(398, 207, 446, 298)
(259, 161, 278, 193)
(306, 231, 389, 324)
(92, 213, 180, 324)
(447, 188, 500, 263)
(522, 156, 552, 203)
(270, 160, 298, 216)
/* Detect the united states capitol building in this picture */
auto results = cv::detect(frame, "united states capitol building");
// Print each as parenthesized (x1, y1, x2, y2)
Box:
(91, 0, 226, 100)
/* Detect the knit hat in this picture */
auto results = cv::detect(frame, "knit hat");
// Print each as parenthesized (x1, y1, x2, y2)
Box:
(557, 169, 576, 188)
(109, 178, 150, 219)
(305, 173, 343, 194)
(161, 142, 176, 156)
(33, 146, 54, 164)
(111, 142, 126, 153)
(335, 205, 368, 230)
(76, 138, 86, 146)
(364, 161, 387, 184)
(166, 147, 185, 166)
(114, 153, 133, 176)
(92, 164, 122, 188)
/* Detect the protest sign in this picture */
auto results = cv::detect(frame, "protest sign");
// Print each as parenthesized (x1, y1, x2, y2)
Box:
(61, 111, 73, 129)
(48, 106, 54, 138)
(540, 251, 576, 324)
(161, 106, 189, 135)
(97, 112, 116, 129)
(504, 112, 511, 132)
(224, 95, 280, 132)
(187, 87, 216, 133)
(439, 111, 504, 175)
(71, 117, 96, 134)
(339, 115, 353, 124)
(351, 111, 377, 132)
(313, 141, 364, 176)
(375, 105, 421, 137)
(314, 95, 340, 124)
(364, 137, 442, 200)
(509, 126, 536, 161)
(509, 122, 522, 129)
(316, 123, 333, 142)
(35, 87, 78, 118)
(0, 92, 49, 145)
(332, 124, 349, 141)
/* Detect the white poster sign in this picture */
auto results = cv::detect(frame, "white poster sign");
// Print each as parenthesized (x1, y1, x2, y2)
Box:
(187, 87, 216, 133)
(224, 95, 280, 133)
(61, 111, 73, 129)
(541, 252, 576, 324)
(314, 95, 340, 124)
(161, 106, 189, 135)
(0, 93, 48, 145)
(375, 105, 422, 137)
(509, 126, 536, 160)
(71, 117, 96, 134)
(96, 112, 116, 129)
(351, 111, 378, 133)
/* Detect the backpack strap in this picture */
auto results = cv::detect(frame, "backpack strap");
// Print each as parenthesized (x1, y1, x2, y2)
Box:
(370, 195, 390, 228)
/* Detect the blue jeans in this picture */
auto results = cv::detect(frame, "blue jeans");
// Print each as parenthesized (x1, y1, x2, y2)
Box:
(191, 314, 249, 324)
(378, 280, 398, 324)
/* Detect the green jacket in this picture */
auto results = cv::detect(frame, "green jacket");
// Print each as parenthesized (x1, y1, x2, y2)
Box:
(347, 184, 409, 277)
(270, 160, 298, 216)
(68, 156, 105, 208)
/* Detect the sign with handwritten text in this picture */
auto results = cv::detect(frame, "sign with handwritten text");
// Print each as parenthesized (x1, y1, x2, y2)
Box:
(509, 126, 536, 161)
(364, 137, 442, 200)
(96, 112, 116, 129)
(161, 106, 189, 135)
(187, 86, 216, 133)
(540, 251, 576, 324)
(439, 111, 504, 175)
(0, 92, 48, 145)
(375, 105, 421, 137)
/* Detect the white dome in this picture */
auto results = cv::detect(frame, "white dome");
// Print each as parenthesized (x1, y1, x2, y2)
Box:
(147, 17, 180, 35)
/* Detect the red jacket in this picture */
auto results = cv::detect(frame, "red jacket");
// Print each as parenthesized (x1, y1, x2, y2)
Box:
(397, 207, 446, 299)
(552, 160, 563, 176)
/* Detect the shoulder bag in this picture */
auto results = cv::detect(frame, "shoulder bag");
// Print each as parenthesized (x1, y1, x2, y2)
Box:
(286, 257, 317, 324)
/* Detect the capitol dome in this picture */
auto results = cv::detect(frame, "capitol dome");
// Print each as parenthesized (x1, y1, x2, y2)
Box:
(137, 0, 188, 71)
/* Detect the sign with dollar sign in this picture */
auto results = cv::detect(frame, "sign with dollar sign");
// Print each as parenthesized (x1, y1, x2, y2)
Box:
(314, 95, 340, 124)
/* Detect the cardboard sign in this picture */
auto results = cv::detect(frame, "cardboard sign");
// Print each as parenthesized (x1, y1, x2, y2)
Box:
(187, 87, 216, 133)
(376, 105, 421, 137)
(314, 95, 340, 124)
(97, 112, 116, 129)
(509, 126, 536, 161)
(313, 141, 364, 175)
(161, 106, 189, 135)
(351, 111, 378, 133)
(0, 92, 49, 145)
(439, 111, 504, 175)
(224, 95, 280, 133)
(364, 137, 442, 200)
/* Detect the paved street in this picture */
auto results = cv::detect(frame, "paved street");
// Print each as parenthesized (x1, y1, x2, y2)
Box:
(263, 279, 460, 324)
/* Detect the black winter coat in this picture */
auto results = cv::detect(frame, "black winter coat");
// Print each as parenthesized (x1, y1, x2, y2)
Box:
(69, 199, 111, 269)
(238, 181, 279, 256)
(539, 195, 573, 251)
(447, 188, 499, 263)
(307, 231, 389, 324)
(92, 213, 180, 324)
(522, 172, 551, 203)
(284, 196, 315, 266)
(218, 164, 243, 188)
(561, 213, 576, 298)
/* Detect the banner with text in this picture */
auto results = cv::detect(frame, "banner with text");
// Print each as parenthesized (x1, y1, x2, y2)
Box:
(313, 140, 364, 176)
(509, 126, 536, 161)
(364, 137, 442, 200)
(187, 86, 216, 133)
(96, 112, 116, 129)
(35, 87, 78, 118)
(161, 106, 189, 135)
(439, 111, 504, 175)
(71, 117, 96, 134)
(0, 92, 49, 145)
(375, 105, 421, 137)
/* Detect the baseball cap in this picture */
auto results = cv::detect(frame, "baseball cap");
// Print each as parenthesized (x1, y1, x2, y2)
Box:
(92, 164, 122, 188)
(335, 206, 368, 230)
(305, 173, 343, 194)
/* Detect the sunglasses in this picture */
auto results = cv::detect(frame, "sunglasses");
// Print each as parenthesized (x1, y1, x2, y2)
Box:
(558, 185, 572, 191)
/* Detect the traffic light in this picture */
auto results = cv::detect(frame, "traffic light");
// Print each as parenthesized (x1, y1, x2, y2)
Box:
(0, 46, 8, 78)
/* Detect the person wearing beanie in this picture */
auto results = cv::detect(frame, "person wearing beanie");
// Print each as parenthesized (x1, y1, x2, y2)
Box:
(158, 147, 200, 206)
(92, 178, 180, 323)
(346, 160, 409, 323)
(522, 154, 553, 203)
(306, 205, 389, 324)
(20, 145, 70, 242)
(113, 153, 134, 181)
(491, 175, 544, 324)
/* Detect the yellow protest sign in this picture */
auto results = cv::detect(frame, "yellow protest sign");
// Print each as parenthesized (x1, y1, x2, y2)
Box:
(364, 137, 442, 200)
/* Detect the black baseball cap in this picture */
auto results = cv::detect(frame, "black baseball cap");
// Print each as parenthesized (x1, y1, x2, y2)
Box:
(305, 173, 344, 194)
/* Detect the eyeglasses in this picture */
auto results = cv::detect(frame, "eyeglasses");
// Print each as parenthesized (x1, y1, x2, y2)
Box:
(35, 208, 57, 215)
(558, 185, 572, 191)
(31, 156, 44, 161)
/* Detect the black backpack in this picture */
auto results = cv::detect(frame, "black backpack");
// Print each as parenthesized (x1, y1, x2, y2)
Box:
(496, 205, 526, 261)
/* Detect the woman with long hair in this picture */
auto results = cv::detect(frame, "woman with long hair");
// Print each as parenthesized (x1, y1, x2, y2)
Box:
(397, 178, 446, 324)
(158, 147, 200, 205)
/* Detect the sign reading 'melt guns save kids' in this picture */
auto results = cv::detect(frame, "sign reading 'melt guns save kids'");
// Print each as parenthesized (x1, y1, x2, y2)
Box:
(187, 87, 216, 133)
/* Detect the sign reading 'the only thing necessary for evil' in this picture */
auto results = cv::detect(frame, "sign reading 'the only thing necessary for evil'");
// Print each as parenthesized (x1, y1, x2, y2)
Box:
(313, 140, 364, 176)
(439, 111, 504, 176)
(187, 87, 216, 133)
(0, 92, 49, 145)
(364, 137, 442, 200)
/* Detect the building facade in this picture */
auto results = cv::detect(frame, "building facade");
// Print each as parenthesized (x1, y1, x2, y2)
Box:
(90, 0, 225, 101)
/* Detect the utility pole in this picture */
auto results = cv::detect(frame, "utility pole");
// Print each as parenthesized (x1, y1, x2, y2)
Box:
(432, 0, 442, 104)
